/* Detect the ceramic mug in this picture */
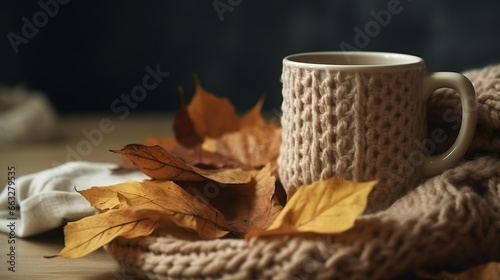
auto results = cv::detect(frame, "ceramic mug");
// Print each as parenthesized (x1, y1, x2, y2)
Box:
(277, 51, 477, 212)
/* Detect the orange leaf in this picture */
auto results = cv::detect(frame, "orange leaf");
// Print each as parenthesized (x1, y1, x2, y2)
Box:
(185, 75, 268, 139)
(246, 178, 377, 239)
(111, 144, 251, 184)
(203, 124, 281, 167)
(239, 95, 267, 128)
(187, 75, 240, 138)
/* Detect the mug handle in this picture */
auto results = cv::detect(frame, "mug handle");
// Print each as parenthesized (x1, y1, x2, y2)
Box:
(421, 72, 477, 176)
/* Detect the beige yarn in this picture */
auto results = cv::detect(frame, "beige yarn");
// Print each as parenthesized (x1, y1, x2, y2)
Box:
(106, 64, 500, 279)
(277, 66, 427, 212)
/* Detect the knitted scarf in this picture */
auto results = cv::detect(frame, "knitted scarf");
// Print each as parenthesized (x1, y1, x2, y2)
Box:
(106, 64, 500, 280)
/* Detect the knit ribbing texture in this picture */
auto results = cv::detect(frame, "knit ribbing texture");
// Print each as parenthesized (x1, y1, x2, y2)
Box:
(278, 66, 426, 211)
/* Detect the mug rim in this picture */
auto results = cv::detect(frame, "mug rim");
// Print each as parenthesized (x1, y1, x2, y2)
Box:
(283, 51, 424, 71)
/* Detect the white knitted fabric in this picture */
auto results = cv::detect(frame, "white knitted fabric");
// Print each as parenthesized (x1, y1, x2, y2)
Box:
(106, 64, 500, 279)
(278, 66, 426, 212)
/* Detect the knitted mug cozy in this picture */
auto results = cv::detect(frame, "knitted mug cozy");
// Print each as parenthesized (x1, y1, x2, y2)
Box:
(106, 63, 500, 279)
(278, 66, 428, 212)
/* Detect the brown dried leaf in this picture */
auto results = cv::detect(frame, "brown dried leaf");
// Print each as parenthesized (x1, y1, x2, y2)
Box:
(173, 88, 204, 148)
(144, 136, 243, 169)
(111, 144, 251, 184)
(206, 164, 283, 235)
(203, 124, 281, 167)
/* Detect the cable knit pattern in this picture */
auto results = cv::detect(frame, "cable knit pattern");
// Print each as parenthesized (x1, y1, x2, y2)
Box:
(105, 64, 500, 279)
(278, 66, 426, 211)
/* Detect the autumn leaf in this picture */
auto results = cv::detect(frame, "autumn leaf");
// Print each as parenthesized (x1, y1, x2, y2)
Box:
(181, 75, 267, 140)
(245, 178, 377, 239)
(173, 87, 203, 148)
(186, 75, 240, 138)
(239, 95, 267, 128)
(143, 136, 243, 169)
(60, 179, 233, 258)
(111, 144, 251, 184)
(203, 124, 281, 168)
(76, 186, 124, 212)
(79, 180, 230, 238)
(58, 207, 208, 259)
(58, 208, 159, 259)
(115, 78, 271, 171)
(190, 164, 283, 235)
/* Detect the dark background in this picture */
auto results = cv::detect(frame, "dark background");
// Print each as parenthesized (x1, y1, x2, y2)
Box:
(1, 0, 500, 114)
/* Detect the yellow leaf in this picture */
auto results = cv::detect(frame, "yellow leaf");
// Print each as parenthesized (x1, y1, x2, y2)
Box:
(58, 208, 160, 258)
(60, 178, 236, 259)
(77, 187, 124, 212)
(80, 180, 230, 239)
(111, 144, 251, 184)
(245, 178, 377, 239)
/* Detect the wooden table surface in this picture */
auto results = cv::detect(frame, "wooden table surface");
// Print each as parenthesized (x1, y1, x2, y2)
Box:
(0, 113, 174, 279)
